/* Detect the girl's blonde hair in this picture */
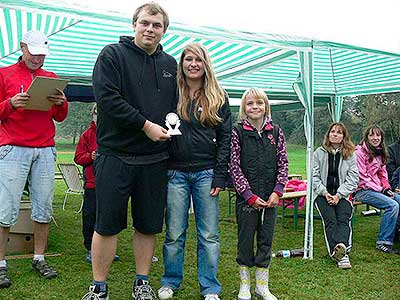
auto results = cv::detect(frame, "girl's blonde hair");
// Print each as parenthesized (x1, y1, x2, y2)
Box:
(322, 122, 355, 160)
(177, 43, 225, 126)
(237, 88, 270, 122)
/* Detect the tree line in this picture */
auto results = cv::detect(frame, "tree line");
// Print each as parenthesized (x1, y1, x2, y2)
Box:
(56, 92, 400, 147)
(273, 92, 400, 147)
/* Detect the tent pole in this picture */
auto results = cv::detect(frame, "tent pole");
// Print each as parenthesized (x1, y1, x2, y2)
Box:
(328, 95, 343, 122)
(293, 50, 314, 259)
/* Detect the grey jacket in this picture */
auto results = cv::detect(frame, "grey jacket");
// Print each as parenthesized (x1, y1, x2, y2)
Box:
(312, 146, 359, 201)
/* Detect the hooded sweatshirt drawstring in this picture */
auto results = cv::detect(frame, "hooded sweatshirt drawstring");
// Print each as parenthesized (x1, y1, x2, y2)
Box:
(261, 208, 265, 224)
(138, 55, 147, 86)
(138, 54, 160, 92)
(153, 56, 160, 92)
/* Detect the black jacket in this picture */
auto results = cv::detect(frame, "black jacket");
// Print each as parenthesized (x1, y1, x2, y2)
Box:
(235, 124, 277, 202)
(387, 141, 400, 189)
(168, 97, 232, 188)
(92, 36, 177, 159)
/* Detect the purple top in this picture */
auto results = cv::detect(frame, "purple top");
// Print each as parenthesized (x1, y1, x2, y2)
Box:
(229, 118, 289, 202)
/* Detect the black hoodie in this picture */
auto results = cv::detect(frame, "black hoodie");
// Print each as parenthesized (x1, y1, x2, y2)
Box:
(92, 36, 177, 160)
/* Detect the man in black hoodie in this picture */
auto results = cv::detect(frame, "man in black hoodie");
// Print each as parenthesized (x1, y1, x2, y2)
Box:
(82, 2, 177, 300)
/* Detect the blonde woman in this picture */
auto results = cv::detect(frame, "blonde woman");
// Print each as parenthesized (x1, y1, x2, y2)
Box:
(313, 123, 359, 269)
(158, 43, 231, 300)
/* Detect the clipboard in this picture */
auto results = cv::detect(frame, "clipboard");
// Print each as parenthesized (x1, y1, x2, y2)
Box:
(24, 76, 69, 111)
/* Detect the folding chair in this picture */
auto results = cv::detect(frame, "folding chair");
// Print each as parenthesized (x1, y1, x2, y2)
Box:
(57, 163, 84, 213)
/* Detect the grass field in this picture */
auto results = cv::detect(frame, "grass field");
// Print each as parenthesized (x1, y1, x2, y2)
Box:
(1, 144, 399, 300)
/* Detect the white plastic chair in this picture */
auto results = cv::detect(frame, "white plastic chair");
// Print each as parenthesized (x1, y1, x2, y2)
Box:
(57, 163, 84, 213)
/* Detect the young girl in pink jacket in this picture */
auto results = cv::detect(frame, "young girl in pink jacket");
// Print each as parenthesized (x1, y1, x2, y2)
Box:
(353, 125, 400, 254)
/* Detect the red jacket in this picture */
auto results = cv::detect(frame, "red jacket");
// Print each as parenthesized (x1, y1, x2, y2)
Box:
(0, 60, 68, 147)
(74, 121, 97, 189)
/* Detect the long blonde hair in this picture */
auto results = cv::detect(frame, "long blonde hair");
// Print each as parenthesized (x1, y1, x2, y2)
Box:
(237, 88, 270, 122)
(177, 43, 225, 126)
(322, 122, 355, 160)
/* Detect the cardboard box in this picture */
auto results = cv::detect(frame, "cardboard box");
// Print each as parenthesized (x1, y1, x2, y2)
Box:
(7, 233, 34, 254)
(10, 201, 33, 234)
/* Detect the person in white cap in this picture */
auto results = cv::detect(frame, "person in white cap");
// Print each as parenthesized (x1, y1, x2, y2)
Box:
(0, 30, 68, 288)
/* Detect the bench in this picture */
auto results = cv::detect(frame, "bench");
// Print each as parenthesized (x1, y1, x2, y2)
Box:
(279, 190, 307, 231)
(352, 200, 381, 224)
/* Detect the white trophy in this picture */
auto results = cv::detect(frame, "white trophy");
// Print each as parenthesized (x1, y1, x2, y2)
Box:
(165, 112, 182, 135)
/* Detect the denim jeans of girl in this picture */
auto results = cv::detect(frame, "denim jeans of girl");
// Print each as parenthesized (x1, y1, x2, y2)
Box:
(161, 169, 221, 295)
(354, 189, 400, 245)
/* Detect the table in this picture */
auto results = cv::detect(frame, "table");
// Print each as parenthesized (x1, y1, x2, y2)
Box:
(279, 190, 307, 230)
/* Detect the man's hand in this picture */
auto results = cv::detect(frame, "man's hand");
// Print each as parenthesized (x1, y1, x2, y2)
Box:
(210, 187, 222, 197)
(10, 92, 30, 109)
(47, 88, 66, 106)
(142, 120, 170, 142)
(265, 192, 280, 208)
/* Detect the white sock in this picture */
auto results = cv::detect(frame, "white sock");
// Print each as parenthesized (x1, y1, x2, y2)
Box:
(0, 260, 6, 268)
(33, 255, 45, 262)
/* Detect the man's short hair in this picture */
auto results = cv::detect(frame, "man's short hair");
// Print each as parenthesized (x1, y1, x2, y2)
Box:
(132, 1, 169, 32)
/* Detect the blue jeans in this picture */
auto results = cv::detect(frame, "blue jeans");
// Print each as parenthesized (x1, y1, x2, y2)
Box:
(0, 145, 56, 225)
(354, 189, 400, 245)
(161, 169, 221, 295)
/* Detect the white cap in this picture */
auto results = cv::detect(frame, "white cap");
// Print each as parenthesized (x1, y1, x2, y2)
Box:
(21, 30, 50, 55)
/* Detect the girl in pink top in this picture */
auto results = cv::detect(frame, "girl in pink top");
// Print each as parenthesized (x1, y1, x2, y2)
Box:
(354, 125, 400, 254)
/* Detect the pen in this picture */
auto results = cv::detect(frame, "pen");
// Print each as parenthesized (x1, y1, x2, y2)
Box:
(20, 85, 24, 93)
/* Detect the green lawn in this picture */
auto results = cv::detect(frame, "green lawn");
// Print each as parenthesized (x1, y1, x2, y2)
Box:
(2, 144, 399, 300)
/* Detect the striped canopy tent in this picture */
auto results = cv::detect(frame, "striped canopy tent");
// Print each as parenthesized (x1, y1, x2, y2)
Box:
(1, 0, 400, 259)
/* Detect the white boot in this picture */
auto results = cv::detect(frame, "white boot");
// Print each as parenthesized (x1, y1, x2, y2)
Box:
(255, 267, 277, 300)
(238, 265, 251, 300)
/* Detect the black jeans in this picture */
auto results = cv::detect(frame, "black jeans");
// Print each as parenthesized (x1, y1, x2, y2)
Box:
(82, 188, 96, 251)
(314, 196, 353, 255)
(236, 201, 277, 268)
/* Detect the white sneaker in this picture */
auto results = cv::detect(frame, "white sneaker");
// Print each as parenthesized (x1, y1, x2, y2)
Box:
(204, 294, 220, 300)
(157, 286, 174, 299)
(331, 243, 346, 261)
(337, 254, 352, 269)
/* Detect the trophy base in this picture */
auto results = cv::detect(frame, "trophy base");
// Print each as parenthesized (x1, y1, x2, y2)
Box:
(168, 129, 182, 136)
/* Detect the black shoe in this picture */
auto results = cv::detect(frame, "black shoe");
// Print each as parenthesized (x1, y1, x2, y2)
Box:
(376, 244, 400, 254)
(32, 260, 58, 279)
(132, 279, 156, 300)
(0, 267, 11, 288)
(81, 284, 109, 300)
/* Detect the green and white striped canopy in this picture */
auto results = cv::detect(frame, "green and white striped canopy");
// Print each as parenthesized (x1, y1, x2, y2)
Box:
(1, 0, 400, 108)
(3, 0, 399, 260)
